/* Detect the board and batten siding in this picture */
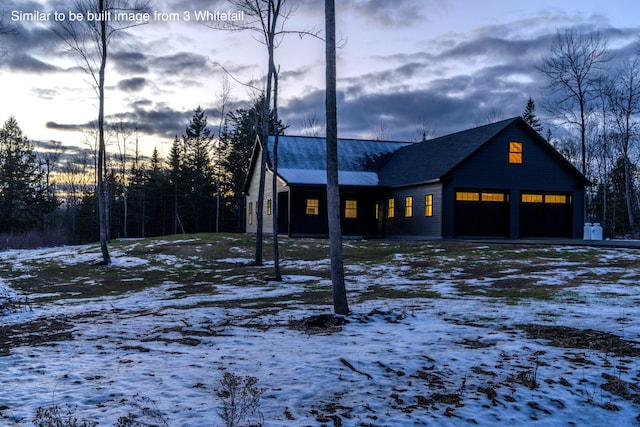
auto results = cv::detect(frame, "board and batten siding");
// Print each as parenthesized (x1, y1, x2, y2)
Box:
(245, 154, 289, 234)
(385, 183, 443, 238)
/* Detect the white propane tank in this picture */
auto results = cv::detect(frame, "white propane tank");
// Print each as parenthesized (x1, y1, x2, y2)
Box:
(591, 223, 603, 240)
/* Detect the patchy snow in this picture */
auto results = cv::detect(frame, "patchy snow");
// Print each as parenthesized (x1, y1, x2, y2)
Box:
(1, 242, 640, 426)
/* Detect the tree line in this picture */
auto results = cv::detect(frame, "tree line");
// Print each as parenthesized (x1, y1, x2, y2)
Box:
(534, 30, 640, 238)
(0, 98, 284, 246)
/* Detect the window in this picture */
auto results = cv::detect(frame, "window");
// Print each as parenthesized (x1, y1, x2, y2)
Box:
(456, 191, 480, 201)
(481, 193, 505, 202)
(509, 142, 523, 164)
(388, 198, 395, 218)
(345, 200, 358, 218)
(545, 194, 567, 204)
(306, 198, 319, 215)
(405, 196, 413, 217)
(522, 193, 543, 203)
(425, 194, 433, 217)
(267, 199, 272, 215)
(248, 201, 253, 225)
(522, 194, 569, 204)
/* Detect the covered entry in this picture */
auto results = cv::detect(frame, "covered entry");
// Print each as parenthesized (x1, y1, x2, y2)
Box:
(454, 190, 510, 237)
(519, 192, 572, 237)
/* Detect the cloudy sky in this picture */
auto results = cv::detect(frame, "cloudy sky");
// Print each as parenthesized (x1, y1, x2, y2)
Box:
(0, 0, 639, 158)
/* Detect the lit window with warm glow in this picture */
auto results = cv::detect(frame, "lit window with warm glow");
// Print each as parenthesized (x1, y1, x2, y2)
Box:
(248, 202, 253, 224)
(425, 194, 433, 217)
(405, 196, 413, 217)
(267, 199, 272, 215)
(482, 193, 505, 202)
(509, 142, 523, 164)
(388, 198, 395, 218)
(545, 194, 567, 204)
(456, 192, 480, 201)
(306, 199, 319, 215)
(345, 200, 358, 218)
(522, 194, 543, 203)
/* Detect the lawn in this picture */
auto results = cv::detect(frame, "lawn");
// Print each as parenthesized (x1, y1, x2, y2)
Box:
(1, 234, 639, 426)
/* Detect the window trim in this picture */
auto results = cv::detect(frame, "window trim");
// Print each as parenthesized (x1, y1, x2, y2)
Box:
(405, 196, 413, 217)
(345, 200, 358, 219)
(425, 194, 433, 217)
(388, 198, 395, 218)
(509, 141, 523, 164)
(306, 198, 319, 215)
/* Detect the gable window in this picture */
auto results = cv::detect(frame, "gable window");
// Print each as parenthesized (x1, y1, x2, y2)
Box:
(388, 198, 395, 218)
(248, 201, 253, 225)
(345, 200, 358, 218)
(267, 199, 272, 215)
(509, 142, 523, 164)
(306, 198, 319, 215)
(425, 194, 433, 217)
(405, 196, 413, 217)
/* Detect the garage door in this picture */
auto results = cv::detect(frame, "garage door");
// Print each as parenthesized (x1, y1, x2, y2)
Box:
(454, 190, 510, 237)
(519, 193, 572, 238)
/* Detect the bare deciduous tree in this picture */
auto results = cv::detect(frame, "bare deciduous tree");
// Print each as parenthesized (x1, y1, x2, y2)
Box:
(538, 30, 612, 177)
(325, 0, 349, 316)
(607, 47, 640, 230)
(53, 0, 150, 264)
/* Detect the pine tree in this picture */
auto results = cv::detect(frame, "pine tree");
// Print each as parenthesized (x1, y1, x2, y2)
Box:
(0, 116, 56, 233)
(182, 107, 215, 232)
(522, 97, 543, 132)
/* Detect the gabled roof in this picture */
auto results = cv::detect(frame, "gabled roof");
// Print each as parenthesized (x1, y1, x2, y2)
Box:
(378, 117, 590, 187)
(243, 117, 589, 194)
(265, 135, 413, 186)
(378, 118, 517, 186)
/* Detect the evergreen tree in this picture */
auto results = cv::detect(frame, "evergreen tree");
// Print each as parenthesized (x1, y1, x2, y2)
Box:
(182, 106, 215, 232)
(522, 97, 543, 132)
(144, 147, 170, 236)
(168, 135, 183, 234)
(0, 116, 57, 233)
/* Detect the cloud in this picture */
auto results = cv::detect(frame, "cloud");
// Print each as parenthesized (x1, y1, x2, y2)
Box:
(117, 77, 147, 92)
(111, 51, 150, 73)
(45, 121, 90, 132)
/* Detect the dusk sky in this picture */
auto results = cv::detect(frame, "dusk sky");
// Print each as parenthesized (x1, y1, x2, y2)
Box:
(1, 0, 639, 159)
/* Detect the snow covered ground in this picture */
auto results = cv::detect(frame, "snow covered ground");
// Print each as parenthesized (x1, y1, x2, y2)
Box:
(1, 238, 640, 426)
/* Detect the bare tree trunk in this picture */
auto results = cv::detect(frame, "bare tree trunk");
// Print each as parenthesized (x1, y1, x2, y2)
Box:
(97, 0, 110, 264)
(325, 0, 348, 315)
(272, 69, 281, 281)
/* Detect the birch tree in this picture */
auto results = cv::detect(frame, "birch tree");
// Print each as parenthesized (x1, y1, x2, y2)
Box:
(53, 0, 150, 264)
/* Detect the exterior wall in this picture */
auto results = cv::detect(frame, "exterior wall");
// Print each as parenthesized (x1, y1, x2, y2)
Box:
(384, 183, 443, 238)
(245, 159, 289, 234)
(441, 124, 585, 238)
(288, 186, 383, 237)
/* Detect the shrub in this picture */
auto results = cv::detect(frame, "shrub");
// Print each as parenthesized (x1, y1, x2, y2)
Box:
(217, 372, 264, 427)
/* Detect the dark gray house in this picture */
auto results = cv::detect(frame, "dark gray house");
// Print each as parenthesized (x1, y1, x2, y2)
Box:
(244, 117, 590, 239)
